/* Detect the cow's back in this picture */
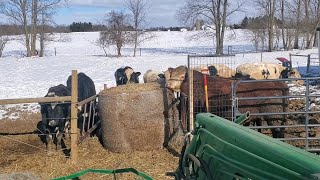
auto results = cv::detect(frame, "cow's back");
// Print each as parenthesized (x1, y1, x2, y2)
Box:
(67, 72, 96, 101)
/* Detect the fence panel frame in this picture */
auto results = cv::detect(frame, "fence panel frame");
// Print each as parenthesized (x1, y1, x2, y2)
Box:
(232, 77, 320, 152)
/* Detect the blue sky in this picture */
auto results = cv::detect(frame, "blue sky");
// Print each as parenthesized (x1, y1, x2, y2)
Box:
(0, 0, 249, 27)
(54, 0, 248, 27)
(54, 0, 187, 27)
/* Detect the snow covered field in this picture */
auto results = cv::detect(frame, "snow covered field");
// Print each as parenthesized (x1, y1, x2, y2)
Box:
(0, 30, 320, 118)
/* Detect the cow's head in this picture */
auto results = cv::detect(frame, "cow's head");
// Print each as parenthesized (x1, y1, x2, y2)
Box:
(41, 103, 68, 128)
(129, 71, 141, 83)
(165, 66, 188, 92)
(41, 84, 70, 130)
(124, 67, 141, 84)
(208, 65, 218, 76)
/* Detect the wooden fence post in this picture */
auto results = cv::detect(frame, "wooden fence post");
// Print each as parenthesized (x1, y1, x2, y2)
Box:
(71, 70, 78, 163)
(188, 55, 194, 133)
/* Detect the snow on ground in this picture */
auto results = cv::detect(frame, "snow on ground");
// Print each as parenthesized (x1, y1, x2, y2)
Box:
(1, 30, 320, 119)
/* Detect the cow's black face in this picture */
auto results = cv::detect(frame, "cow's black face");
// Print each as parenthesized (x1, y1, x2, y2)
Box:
(44, 104, 67, 130)
(129, 72, 141, 83)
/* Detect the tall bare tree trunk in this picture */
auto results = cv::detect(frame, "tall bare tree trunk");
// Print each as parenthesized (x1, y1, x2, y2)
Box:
(126, 0, 150, 57)
(133, 30, 138, 57)
(117, 44, 122, 56)
(280, 0, 288, 50)
(294, 0, 302, 49)
(21, 0, 31, 57)
(267, 0, 275, 52)
(215, 0, 227, 55)
(31, 0, 38, 56)
(39, 10, 45, 57)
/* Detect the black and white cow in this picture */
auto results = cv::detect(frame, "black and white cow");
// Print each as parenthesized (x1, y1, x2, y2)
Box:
(114, 66, 141, 86)
(66, 72, 97, 134)
(38, 73, 97, 152)
(38, 84, 71, 151)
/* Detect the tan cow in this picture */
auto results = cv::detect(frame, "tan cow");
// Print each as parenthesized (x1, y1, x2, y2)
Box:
(191, 64, 236, 78)
(236, 63, 284, 79)
(143, 69, 165, 84)
(236, 63, 303, 85)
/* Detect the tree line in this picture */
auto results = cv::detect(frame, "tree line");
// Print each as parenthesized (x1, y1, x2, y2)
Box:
(2, 0, 319, 57)
(179, 0, 320, 53)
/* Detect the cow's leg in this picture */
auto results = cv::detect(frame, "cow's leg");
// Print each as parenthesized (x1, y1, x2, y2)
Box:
(56, 130, 61, 151)
(256, 119, 262, 133)
(46, 129, 53, 155)
(64, 120, 71, 139)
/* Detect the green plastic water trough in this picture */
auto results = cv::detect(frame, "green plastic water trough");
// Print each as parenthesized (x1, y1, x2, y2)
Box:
(178, 113, 320, 180)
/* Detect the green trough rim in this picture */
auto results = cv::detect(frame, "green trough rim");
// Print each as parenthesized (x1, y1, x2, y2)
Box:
(52, 168, 153, 180)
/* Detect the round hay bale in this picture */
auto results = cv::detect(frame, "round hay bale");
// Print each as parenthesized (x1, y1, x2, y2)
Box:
(98, 83, 181, 153)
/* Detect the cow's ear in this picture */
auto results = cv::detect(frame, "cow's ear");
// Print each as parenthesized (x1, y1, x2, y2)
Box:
(168, 68, 174, 73)
(179, 74, 185, 80)
(136, 72, 141, 76)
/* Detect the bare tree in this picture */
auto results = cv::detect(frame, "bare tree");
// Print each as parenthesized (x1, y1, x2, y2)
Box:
(256, 0, 276, 52)
(102, 11, 133, 56)
(37, 0, 64, 57)
(126, 0, 150, 57)
(302, 0, 320, 49)
(177, 0, 244, 55)
(0, 24, 10, 57)
(31, 0, 38, 56)
(0, 0, 65, 57)
(0, 0, 32, 56)
(293, 0, 303, 49)
(247, 20, 267, 51)
(97, 32, 111, 57)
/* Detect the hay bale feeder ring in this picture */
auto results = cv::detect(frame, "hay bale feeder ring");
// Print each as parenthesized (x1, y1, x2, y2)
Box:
(98, 83, 181, 153)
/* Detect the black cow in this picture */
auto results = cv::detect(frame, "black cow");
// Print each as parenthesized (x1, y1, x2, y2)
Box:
(114, 66, 141, 86)
(38, 84, 71, 151)
(66, 72, 97, 135)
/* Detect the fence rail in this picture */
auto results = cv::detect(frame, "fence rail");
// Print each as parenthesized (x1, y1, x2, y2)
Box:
(233, 77, 320, 151)
(0, 96, 71, 105)
(0, 70, 79, 163)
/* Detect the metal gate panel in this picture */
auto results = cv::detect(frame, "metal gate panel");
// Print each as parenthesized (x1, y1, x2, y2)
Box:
(77, 95, 100, 144)
(233, 78, 320, 152)
(187, 55, 236, 127)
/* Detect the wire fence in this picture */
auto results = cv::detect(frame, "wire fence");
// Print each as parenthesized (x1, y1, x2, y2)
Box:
(187, 55, 320, 152)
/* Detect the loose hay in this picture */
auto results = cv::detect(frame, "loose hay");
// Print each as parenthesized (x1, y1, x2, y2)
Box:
(0, 111, 179, 180)
(99, 83, 182, 153)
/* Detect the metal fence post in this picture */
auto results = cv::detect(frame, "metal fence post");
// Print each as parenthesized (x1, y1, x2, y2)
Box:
(307, 54, 311, 74)
(188, 55, 194, 133)
(71, 70, 78, 163)
(317, 28, 320, 74)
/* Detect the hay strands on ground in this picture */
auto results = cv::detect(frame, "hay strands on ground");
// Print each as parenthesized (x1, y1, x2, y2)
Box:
(52, 168, 153, 180)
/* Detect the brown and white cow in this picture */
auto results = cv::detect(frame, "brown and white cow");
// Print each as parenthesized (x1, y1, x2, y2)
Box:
(236, 63, 303, 85)
(165, 65, 289, 138)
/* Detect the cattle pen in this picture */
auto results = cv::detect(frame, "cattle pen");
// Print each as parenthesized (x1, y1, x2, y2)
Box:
(186, 54, 320, 152)
(0, 70, 80, 163)
(0, 70, 179, 179)
(0, 70, 101, 163)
